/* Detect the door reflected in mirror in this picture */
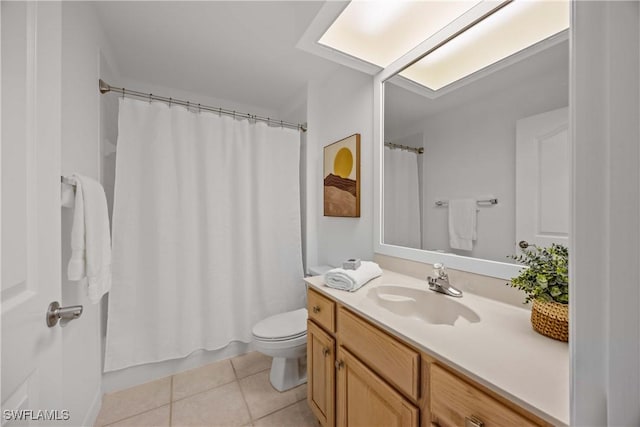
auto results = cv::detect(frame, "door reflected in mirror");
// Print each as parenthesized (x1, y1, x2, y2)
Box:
(383, 34, 570, 263)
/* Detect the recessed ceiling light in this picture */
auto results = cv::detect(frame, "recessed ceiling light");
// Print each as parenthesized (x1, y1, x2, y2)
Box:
(401, 0, 570, 91)
(319, 0, 487, 67)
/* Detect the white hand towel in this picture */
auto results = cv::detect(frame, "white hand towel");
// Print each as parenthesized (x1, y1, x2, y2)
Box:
(324, 261, 383, 292)
(67, 174, 112, 303)
(448, 199, 477, 251)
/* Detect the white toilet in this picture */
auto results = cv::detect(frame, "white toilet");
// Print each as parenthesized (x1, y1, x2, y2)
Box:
(252, 265, 333, 392)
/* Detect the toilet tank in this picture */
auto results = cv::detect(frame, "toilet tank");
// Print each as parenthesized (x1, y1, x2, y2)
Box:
(303, 265, 332, 305)
(307, 265, 333, 277)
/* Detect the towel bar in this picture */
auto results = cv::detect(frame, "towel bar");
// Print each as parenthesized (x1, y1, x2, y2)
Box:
(435, 198, 498, 207)
(61, 176, 76, 187)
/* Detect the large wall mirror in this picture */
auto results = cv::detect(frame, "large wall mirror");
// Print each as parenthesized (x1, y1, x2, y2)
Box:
(374, 2, 570, 279)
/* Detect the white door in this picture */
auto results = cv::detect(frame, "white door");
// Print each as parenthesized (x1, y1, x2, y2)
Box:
(1, 2, 64, 424)
(515, 107, 570, 251)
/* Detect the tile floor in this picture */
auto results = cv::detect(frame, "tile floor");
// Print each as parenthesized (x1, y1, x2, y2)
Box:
(95, 352, 317, 427)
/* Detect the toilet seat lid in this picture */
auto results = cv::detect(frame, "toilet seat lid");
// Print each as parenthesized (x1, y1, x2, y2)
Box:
(252, 308, 307, 341)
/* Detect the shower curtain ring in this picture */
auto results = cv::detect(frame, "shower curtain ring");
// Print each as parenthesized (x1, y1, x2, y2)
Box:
(122, 89, 125, 100)
(169, 98, 172, 108)
(149, 93, 152, 103)
(280, 120, 283, 129)
(198, 104, 201, 113)
(187, 101, 190, 111)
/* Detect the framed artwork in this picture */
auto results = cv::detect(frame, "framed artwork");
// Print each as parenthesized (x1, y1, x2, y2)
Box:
(324, 134, 360, 217)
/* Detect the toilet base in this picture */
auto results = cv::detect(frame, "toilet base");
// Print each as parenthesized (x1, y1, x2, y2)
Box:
(269, 355, 307, 392)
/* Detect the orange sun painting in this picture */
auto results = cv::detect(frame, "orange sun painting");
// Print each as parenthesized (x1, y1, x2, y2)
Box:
(324, 134, 360, 217)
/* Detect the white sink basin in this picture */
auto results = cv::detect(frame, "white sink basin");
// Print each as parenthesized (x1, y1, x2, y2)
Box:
(366, 285, 481, 326)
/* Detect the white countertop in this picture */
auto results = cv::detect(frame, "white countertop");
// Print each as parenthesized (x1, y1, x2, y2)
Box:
(305, 269, 569, 426)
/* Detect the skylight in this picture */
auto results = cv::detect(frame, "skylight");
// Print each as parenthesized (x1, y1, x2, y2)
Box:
(318, 0, 485, 67)
(319, 0, 570, 91)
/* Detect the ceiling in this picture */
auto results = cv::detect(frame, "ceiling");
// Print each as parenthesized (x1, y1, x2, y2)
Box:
(94, 1, 568, 120)
(94, 1, 340, 112)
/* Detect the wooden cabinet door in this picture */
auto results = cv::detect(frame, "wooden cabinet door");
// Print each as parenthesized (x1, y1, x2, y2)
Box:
(337, 347, 419, 427)
(308, 320, 336, 427)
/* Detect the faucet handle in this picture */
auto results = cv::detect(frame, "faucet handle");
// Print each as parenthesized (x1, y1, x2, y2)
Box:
(433, 263, 447, 279)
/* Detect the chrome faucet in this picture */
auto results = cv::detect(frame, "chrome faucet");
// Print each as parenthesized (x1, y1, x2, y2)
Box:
(427, 263, 463, 298)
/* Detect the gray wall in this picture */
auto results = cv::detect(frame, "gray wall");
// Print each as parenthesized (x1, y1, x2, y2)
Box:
(305, 67, 374, 270)
(60, 3, 120, 424)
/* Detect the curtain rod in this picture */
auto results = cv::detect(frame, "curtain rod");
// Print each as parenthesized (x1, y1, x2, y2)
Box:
(384, 142, 424, 154)
(98, 79, 307, 132)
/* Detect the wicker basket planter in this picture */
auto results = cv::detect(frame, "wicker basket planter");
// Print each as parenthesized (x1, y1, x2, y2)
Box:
(531, 299, 569, 342)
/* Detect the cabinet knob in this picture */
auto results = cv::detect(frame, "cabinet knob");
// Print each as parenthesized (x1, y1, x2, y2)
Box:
(312, 305, 321, 313)
(335, 360, 344, 370)
(322, 347, 330, 357)
(465, 416, 484, 427)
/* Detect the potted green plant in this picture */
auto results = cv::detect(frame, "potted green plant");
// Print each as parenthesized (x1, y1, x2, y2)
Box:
(507, 243, 569, 342)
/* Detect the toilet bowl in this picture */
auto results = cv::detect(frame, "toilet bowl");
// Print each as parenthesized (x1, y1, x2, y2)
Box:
(252, 265, 333, 392)
(252, 308, 308, 391)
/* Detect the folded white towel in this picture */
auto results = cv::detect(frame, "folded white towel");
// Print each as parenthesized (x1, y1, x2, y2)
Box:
(324, 261, 383, 292)
(448, 198, 477, 251)
(67, 174, 112, 303)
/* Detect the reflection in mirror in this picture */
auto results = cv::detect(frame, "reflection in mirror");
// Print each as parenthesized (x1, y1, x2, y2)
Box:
(383, 36, 569, 263)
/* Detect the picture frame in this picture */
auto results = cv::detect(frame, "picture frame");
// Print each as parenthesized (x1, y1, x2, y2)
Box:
(323, 134, 361, 217)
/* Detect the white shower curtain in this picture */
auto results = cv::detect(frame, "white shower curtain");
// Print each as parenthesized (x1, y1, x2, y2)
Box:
(384, 147, 421, 249)
(104, 98, 304, 372)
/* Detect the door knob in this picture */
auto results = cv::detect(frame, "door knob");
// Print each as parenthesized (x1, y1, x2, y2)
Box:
(312, 305, 321, 313)
(335, 360, 344, 370)
(322, 347, 330, 357)
(46, 301, 83, 327)
(519, 240, 537, 250)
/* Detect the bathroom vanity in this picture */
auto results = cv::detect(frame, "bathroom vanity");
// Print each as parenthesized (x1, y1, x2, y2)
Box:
(305, 270, 568, 427)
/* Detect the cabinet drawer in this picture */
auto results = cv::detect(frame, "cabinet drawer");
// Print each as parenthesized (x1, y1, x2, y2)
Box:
(337, 307, 420, 401)
(308, 288, 336, 333)
(430, 364, 539, 427)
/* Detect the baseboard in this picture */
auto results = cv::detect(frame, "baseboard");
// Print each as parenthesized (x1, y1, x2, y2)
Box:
(82, 388, 102, 427)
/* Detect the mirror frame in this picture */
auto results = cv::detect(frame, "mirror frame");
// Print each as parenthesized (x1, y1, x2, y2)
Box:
(373, 1, 528, 280)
